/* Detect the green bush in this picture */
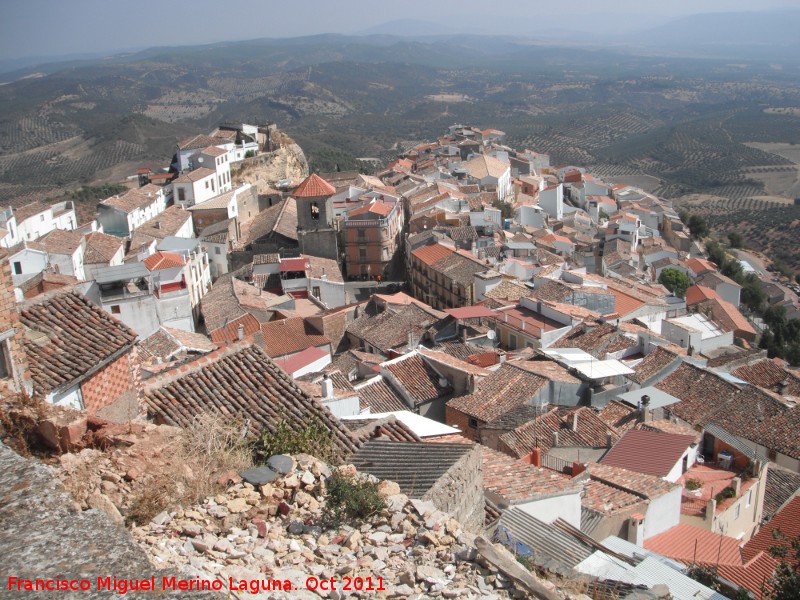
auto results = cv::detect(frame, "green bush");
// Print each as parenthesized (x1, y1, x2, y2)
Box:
(252, 415, 335, 464)
(685, 478, 703, 491)
(715, 486, 736, 503)
(324, 471, 385, 525)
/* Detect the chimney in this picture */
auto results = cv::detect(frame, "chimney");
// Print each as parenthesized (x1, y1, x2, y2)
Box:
(529, 447, 542, 467)
(640, 394, 651, 423)
(627, 514, 645, 546)
(552, 431, 559, 448)
(321, 374, 334, 400)
(461, 325, 468, 342)
(571, 411, 579, 432)
(606, 432, 613, 448)
(706, 498, 716, 522)
(498, 351, 506, 364)
(733, 476, 742, 497)
(237, 323, 245, 341)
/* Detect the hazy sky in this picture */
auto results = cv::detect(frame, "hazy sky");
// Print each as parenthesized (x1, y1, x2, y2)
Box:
(1, 0, 798, 61)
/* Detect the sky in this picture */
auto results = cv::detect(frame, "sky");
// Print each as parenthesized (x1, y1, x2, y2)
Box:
(1, 0, 799, 62)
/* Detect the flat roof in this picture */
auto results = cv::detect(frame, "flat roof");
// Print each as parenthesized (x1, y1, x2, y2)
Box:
(616, 386, 681, 410)
(571, 359, 635, 379)
(341, 410, 459, 438)
(93, 262, 150, 283)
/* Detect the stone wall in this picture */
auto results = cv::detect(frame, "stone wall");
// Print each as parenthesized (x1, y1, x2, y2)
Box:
(424, 443, 484, 533)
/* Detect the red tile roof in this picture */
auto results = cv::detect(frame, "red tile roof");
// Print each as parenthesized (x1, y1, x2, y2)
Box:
(686, 285, 722, 306)
(258, 317, 331, 358)
(685, 257, 717, 276)
(292, 173, 336, 198)
(411, 242, 455, 266)
(348, 201, 394, 218)
(143, 251, 185, 271)
(600, 429, 695, 478)
(274, 345, 329, 375)
(744, 495, 800, 563)
(644, 523, 744, 565)
(588, 463, 677, 499)
(481, 446, 578, 503)
(732, 359, 800, 396)
(209, 313, 261, 344)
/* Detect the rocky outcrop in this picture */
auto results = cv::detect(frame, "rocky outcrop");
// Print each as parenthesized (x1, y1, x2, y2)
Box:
(0, 441, 221, 598)
(232, 130, 309, 193)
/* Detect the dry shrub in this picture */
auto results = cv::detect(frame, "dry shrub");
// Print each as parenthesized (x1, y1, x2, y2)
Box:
(125, 414, 252, 525)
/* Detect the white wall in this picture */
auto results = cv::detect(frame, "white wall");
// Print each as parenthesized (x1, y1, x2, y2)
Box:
(10, 249, 48, 277)
(101, 295, 160, 339)
(322, 394, 361, 418)
(49, 384, 83, 411)
(518, 491, 582, 529)
(664, 445, 699, 483)
(643, 487, 682, 540)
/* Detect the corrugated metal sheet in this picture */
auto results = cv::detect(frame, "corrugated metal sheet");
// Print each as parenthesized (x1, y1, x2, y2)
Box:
(496, 506, 593, 568)
(599, 536, 685, 570)
(580, 507, 604, 536)
(631, 557, 727, 600)
(704, 423, 769, 463)
(576, 553, 727, 600)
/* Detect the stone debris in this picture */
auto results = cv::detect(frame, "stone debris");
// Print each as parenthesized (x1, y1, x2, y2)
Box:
(125, 455, 591, 600)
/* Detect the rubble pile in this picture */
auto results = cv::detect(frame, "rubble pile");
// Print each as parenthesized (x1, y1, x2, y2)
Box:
(129, 454, 585, 600)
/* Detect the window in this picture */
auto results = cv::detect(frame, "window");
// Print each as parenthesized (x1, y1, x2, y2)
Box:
(734, 504, 740, 519)
(468, 417, 478, 429)
(357, 229, 365, 239)
(111, 305, 121, 314)
(13, 262, 22, 275)
(40, 215, 45, 222)
(359, 248, 367, 261)
(746, 490, 752, 508)
(214, 247, 221, 255)
(310, 202, 320, 220)
(312, 286, 321, 299)
(178, 188, 186, 202)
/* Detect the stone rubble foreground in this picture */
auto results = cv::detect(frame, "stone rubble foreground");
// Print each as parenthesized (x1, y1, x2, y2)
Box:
(127, 454, 586, 600)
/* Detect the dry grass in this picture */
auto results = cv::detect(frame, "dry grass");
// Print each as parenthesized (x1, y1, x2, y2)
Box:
(127, 414, 253, 524)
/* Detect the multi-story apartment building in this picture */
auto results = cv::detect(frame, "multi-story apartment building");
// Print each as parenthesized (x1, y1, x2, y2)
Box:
(343, 200, 403, 279)
(409, 242, 486, 310)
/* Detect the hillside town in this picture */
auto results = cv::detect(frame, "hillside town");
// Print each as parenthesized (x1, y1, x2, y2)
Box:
(2, 122, 800, 599)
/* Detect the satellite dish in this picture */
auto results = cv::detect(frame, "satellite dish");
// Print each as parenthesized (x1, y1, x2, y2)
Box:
(487, 330, 496, 340)
(197, 157, 204, 163)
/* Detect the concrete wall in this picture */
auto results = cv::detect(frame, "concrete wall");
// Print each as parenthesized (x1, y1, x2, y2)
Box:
(424, 443, 484, 533)
(101, 295, 160, 339)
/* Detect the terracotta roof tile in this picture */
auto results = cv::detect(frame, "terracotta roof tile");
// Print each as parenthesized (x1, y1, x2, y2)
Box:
(354, 376, 408, 413)
(582, 479, 644, 514)
(292, 174, 336, 198)
(482, 446, 578, 503)
(588, 463, 677, 499)
(83, 232, 124, 264)
(498, 406, 620, 459)
(644, 523, 745, 565)
(447, 363, 547, 423)
(383, 353, 450, 406)
(732, 359, 800, 397)
(37, 229, 84, 256)
(21, 292, 137, 395)
(628, 346, 681, 384)
(143, 251, 185, 271)
(144, 344, 357, 458)
(597, 400, 639, 433)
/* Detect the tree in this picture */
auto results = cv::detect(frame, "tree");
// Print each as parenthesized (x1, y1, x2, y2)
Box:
(728, 232, 745, 248)
(658, 268, 692, 298)
(687, 214, 710, 239)
(492, 200, 514, 220)
(766, 531, 800, 600)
